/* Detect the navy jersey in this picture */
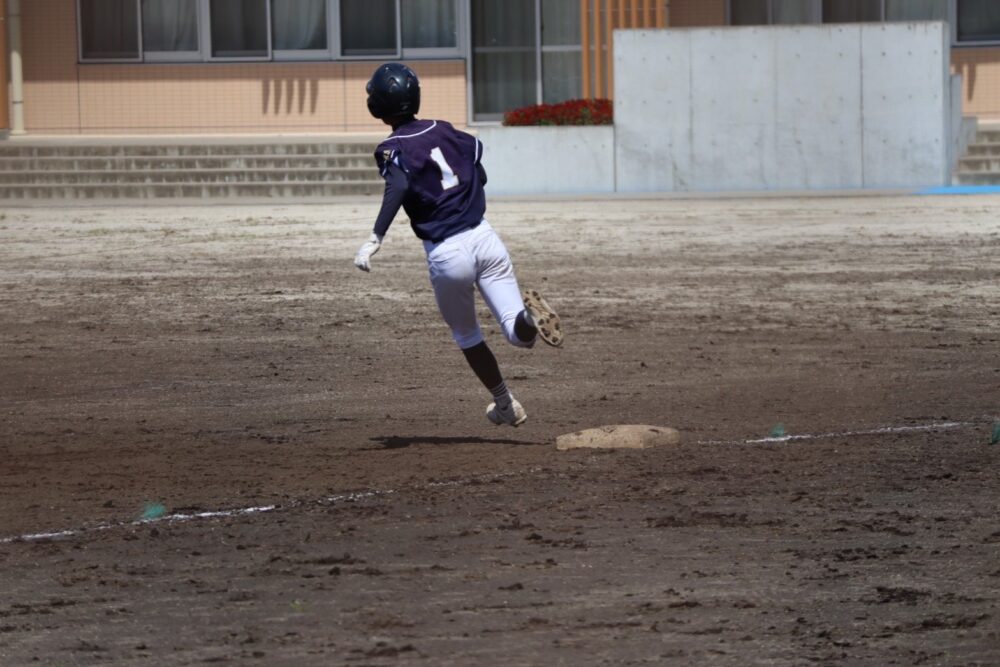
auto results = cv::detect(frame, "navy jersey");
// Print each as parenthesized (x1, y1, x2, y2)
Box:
(374, 119, 486, 243)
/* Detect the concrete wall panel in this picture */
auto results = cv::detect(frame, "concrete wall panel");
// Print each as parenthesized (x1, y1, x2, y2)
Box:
(613, 30, 691, 192)
(478, 126, 616, 195)
(614, 22, 952, 193)
(690, 28, 778, 191)
(861, 23, 949, 187)
(774, 25, 864, 189)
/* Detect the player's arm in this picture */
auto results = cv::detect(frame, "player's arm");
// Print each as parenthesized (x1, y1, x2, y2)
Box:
(354, 161, 409, 272)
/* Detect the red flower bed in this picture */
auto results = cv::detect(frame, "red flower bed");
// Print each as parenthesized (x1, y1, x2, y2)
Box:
(502, 98, 613, 126)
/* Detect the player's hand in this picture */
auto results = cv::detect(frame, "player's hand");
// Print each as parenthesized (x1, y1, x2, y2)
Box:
(353, 233, 383, 272)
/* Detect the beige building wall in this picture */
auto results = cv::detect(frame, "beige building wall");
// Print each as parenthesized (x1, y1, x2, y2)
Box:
(14, 0, 1000, 134)
(952, 48, 1000, 121)
(20, 0, 467, 134)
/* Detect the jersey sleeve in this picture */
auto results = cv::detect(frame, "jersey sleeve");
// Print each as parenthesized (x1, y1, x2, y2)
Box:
(374, 141, 402, 178)
(372, 161, 409, 238)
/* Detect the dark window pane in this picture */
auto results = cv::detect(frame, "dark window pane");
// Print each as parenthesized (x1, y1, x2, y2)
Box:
(341, 0, 396, 56)
(210, 0, 268, 57)
(402, 0, 457, 49)
(542, 0, 579, 46)
(730, 0, 768, 25)
(885, 0, 948, 21)
(80, 0, 139, 59)
(772, 0, 816, 24)
(471, 0, 537, 119)
(957, 0, 1000, 42)
(272, 0, 327, 51)
(542, 51, 582, 104)
(823, 0, 881, 23)
(142, 0, 198, 52)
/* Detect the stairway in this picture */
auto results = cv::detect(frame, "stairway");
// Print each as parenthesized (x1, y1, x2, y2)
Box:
(0, 137, 385, 200)
(954, 127, 1000, 186)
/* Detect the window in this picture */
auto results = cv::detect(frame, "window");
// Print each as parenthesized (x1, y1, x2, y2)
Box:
(78, 0, 461, 62)
(340, 0, 397, 57)
(471, 0, 538, 120)
(730, 0, 950, 26)
(731, 0, 768, 24)
(402, 0, 458, 51)
(885, 0, 947, 22)
(541, 0, 582, 104)
(823, 0, 880, 23)
(272, 0, 327, 52)
(79, 0, 140, 60)
(470, 0, 583, 121)
(209, 0, 269, 58)
(957, 0, 1000, 43)
(142, 0, 199, 59)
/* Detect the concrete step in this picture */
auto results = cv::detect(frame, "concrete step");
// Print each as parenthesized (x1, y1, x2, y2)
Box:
(953, 171, 1000, 186)
(974, 129, 1000, 143)
(0, 167, 378, 185)
(0, 142, 378, 158)
(965, 142, 1000, 157)
(0, 181, 383, 199)
(0, 154, 375, 171)
(957, 156, 1000, 172)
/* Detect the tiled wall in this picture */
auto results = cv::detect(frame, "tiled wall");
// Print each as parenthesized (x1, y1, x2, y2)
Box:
(952, 48, 1000, 121)
(20, 0, 467, 134)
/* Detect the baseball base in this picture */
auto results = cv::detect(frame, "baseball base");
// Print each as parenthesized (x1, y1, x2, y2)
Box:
(556, 424, 681, 451)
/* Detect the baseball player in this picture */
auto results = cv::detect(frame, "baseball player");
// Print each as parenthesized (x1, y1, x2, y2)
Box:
(354, 62, 562, 427)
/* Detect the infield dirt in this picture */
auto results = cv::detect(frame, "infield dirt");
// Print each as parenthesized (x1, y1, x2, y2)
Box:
(1, 195, 998, 665)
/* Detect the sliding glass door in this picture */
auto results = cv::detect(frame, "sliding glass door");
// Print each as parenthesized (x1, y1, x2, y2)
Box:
(471, 0, 583, 122)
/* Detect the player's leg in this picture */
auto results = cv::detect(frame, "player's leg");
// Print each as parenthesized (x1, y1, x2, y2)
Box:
(472, 222, 564, 348)
(461, 342, 527, 426)
(426, 236, 525, 426)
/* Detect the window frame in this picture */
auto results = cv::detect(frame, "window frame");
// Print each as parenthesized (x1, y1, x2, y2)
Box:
(400, 0, 465, 59)
(77, 0, 144, 63)
(141, 0, 204, 62)
(727, 0, 1000, 47)
(333, 0, 401, 60)
(271, 0, 335, 61)
(467, 0, 585, 125)
(203, 0, 273, 62)
(951, 0, 1000, 47)
(76, 0, 464, 64)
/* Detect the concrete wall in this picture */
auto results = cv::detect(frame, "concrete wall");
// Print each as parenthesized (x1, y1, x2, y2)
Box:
(477, 126, 616, 195)
(615, 23, 953, 192)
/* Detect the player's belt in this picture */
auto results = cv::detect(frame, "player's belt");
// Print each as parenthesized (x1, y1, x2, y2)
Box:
(428, 219, 483, 244)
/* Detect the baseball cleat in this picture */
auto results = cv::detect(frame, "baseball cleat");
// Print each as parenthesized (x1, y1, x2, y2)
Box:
(486, 398, 528, 427)
(522, 288, 564, 347)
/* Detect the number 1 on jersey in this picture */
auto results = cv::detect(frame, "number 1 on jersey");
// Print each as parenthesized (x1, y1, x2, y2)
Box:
(430, 147, 459, 190)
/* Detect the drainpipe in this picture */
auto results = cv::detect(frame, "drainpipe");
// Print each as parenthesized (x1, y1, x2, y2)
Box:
(7, 0, 23, 135)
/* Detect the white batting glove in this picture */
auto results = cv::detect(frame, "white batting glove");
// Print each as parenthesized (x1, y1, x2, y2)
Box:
(353, 233, 383, 272)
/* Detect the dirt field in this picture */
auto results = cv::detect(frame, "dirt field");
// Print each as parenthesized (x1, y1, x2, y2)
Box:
(1, 195, 998, 665)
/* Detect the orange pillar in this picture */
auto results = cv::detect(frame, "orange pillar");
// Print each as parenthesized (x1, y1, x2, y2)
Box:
(581, 0, 591, 99)
(0, 0, 8, 133)
(593, 0, 602, 98)
(605, 0, 614, 98)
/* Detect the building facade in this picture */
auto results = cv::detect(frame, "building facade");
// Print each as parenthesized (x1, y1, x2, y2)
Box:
(2, 0, 999, 136)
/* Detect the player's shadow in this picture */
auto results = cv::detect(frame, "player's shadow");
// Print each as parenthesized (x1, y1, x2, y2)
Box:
(370, 435, 544, 449)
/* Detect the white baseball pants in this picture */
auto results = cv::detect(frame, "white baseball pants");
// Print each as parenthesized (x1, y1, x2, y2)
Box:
(423, 220, 532, 350)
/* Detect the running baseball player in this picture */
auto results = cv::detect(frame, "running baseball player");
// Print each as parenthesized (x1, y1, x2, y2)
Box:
(353, 62, 562, 427)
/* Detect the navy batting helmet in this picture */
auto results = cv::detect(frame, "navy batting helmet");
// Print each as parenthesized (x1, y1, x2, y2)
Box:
(366, 63, 421, 120)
